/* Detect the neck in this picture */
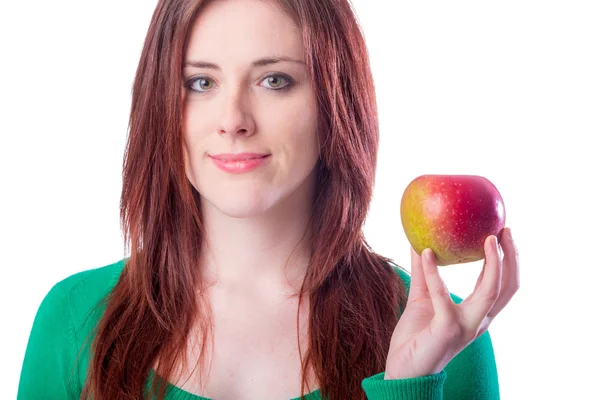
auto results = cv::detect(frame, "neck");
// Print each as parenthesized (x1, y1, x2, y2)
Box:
(198, 176, 316, 297)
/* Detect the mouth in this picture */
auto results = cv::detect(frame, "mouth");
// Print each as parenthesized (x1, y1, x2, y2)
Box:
(209, 154, 271, 174)
(209, 153, 270, 162)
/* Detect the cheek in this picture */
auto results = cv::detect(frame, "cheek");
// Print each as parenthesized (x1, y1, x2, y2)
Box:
(182, 102, 212, 155)
(182, 104, 209, 185)
(183, 102, 199, 141)
(275, 93, 319, 149)
(182, 138, 198, 188)
(280, 126, 319, 175)
(291, 106, 320, 158)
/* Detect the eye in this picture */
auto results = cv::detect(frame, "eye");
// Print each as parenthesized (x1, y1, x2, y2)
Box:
(185, 73, 294, 94)
(186, 77, 214, 93)
(260, 74, 293, 90)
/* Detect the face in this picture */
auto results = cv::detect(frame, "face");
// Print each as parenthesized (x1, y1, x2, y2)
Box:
(182, 0, 320, 219)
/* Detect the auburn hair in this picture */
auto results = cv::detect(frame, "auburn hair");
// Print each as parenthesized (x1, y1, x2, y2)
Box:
(81, 0, 408, 399)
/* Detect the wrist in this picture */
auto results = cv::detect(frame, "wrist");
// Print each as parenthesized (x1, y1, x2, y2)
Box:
(383, 365, 443, 380)
(384, 371, 426, 380)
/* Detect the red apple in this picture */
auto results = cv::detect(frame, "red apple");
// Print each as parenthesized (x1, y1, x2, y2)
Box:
(400, 174, 506, 266)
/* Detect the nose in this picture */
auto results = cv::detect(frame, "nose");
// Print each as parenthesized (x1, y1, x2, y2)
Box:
(217, 86, 256, 137)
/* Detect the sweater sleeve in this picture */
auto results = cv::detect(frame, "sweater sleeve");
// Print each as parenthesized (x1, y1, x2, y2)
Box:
(18, 281, 81, 400)
(361, 370, 447, 400)
(441, 329, 500, 400)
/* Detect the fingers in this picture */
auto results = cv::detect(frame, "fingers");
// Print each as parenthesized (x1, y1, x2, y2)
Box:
(487, 227, 520, 318)
(421, 249, 455, 316)
(407, 246, 429, 304)
(461, 235, 502, 324)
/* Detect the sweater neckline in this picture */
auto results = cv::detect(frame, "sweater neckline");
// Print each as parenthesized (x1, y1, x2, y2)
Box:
(148, 369, 322, 400)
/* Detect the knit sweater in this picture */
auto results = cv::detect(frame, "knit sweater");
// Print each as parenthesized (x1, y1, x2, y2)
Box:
(18, 258, 500, 400)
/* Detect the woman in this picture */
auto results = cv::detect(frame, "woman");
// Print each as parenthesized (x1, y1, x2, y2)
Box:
(18, 0, 519, 399)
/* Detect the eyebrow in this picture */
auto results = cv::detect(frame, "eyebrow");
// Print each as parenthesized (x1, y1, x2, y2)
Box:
(183, 56, 305, 70)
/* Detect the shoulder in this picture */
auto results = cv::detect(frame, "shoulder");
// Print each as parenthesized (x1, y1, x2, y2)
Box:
(390, 264, 411, 288)
(19, 258, 128, 395)
(50, 258, 127, 332)
(26, 258, 127, 359)
(42, 258, 127, 317)
(32, 258, 127, 343)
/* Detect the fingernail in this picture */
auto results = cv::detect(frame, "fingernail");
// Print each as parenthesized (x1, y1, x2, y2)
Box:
(491, 236, 498, 251)
(423, 249, 433, 262)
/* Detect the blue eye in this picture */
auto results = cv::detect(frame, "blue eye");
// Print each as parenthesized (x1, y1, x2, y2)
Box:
(185, 73, 294, 94)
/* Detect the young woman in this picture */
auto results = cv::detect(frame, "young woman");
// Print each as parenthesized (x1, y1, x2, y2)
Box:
(18, 0, 520, 399)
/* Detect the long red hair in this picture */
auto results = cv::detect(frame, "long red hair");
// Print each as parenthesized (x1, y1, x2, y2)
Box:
(81, 0, 408, 399)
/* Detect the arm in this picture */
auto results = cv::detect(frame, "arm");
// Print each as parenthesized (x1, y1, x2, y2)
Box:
(367, 230, 517, 400)
(18, 282, 80, 400)
(360, 261, 502, 400)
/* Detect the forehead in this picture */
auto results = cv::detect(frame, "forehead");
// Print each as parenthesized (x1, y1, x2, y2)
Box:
(185, 0, 304, 62)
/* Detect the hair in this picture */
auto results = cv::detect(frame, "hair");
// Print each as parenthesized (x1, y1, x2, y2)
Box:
(80, 0, 408, 399)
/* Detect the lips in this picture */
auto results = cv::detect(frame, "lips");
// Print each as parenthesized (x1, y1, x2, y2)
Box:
(209, 153, 270, 162)
(210, 153, 271, 174)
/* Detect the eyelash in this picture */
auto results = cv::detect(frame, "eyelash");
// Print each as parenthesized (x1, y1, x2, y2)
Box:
(185, 73, 294, 94)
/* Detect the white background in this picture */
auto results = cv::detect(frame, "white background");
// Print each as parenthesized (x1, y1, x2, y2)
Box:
(1, 0, 598, 398)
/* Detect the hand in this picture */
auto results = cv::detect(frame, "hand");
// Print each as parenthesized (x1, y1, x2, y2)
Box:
(384, 227, 520, 379)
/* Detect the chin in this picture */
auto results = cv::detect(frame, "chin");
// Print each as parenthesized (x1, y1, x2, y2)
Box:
(202, 191, 280, 219)
(215, 203, 272, 219)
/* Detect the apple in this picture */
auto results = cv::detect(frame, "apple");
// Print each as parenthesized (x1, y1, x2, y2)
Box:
(400, 174, 506, 266)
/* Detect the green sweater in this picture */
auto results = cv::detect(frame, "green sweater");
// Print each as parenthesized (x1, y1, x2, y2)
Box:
(18, 259, 500, 400)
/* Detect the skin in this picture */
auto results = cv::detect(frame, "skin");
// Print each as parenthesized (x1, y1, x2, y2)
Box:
(182, 0, 320, 298)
